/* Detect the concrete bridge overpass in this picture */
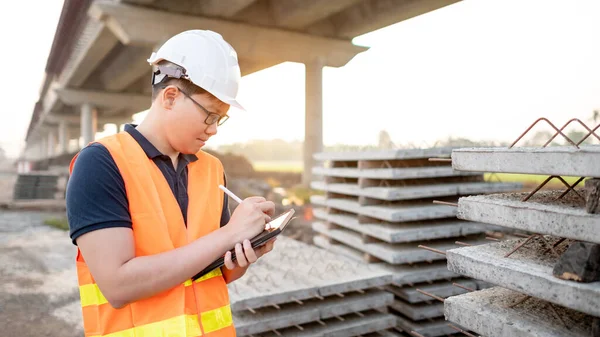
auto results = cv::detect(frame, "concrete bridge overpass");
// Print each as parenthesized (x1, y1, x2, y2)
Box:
(23, 0, 460, 183)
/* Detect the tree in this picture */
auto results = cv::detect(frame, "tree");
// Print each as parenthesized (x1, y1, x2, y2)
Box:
(377, 130, 395, 149)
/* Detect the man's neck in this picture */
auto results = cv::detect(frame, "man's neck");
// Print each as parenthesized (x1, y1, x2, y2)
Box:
(135, 118, 179, 168)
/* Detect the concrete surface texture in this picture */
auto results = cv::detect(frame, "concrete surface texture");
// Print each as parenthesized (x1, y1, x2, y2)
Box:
(451, 145, 600, 177)
(312, 166, 479, 180)
(314, 147, 456, 161)
(395, 314, 461, 337)
(227, 236, 393, 311)
(311, 181, 521, 201)
(311, 237, 461, 286)
(458, 190, 600, 244)
(445, 287, 593, 337)
(446, 237, 600, 316)
(313, 208, 487, 243)
(234, 289, 393, 335)
(0, 211, 82, 337)
(310, 195, 459, 222)
(312, 222, 487, 265)
(254, 310, 397, 337)
(309, 149, 524, 337)
(385, 279, 476, 304)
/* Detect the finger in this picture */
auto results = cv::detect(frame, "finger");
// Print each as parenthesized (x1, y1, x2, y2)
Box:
(264, 215, 272, 229)
(235, 243, 247, 267)
(257, 201, 276, 217)
(256, 201, 274, 214)
(265, 240, 275, 253)
(224, 251, 236, 270)
(257, 240, 275, 258)
(243, 239, 258, 263)
(244, 196, 266, 203)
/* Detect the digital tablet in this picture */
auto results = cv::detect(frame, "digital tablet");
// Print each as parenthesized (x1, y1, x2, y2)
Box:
(192, 208, 295, 280)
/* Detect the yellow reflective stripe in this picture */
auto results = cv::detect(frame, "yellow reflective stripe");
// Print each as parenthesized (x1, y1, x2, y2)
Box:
(81, 269, 223, 307)
(90, 314, 201, 337)
(79, 283, 108, 307)
(201, 304, 233, 334)
(184, 268, 222, 286)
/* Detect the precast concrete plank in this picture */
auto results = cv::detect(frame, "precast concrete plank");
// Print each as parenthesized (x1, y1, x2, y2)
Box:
(312, 166, 480, 180)
(234, 289, 393, 336)
(445, 287, 593, 337)
(314, 148, 455, 161)
(312, 222, 487, 265)
(390, 299, 444, 321)
(256, 310, 397, 337)
(313, 208, 486, 243)
(458, 190, 600, 244)
(396, 314, 462, 337)
(228, 236, 393, 311)
(310, 195, 457, 222)
(312, 237, 460, 285)
(446, 238, 600, 316)
(386, 279, 476, 304)
(451, 146, 600, 177)
(311, 181, 521, 201)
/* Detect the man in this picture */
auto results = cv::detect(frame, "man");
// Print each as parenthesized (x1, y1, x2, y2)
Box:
(66, 30, 275, 337)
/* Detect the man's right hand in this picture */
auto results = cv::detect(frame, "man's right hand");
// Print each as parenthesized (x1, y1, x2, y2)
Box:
(225, 197, 275, 243)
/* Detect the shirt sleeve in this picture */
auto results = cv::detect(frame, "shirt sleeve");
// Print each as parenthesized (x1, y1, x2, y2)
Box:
(66, 143, 132, 245)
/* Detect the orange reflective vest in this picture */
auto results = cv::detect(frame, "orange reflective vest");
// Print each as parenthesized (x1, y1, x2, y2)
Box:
(70, 132, 235, 337)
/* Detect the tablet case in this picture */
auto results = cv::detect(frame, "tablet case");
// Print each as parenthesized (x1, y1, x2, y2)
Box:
(192, 208, 295, 280)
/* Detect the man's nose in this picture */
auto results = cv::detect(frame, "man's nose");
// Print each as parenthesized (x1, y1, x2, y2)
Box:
(205, 122, 218, 135)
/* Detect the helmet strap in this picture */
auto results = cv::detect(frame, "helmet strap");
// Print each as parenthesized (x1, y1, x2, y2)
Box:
(151, 64, 188, 86)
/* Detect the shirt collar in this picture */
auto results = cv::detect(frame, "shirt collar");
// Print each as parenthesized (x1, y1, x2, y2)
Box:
(124, 124, 198, 163)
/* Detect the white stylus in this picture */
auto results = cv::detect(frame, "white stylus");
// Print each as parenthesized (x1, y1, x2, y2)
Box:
(219, 184, 272, 230)
(219, 185, 243, 203)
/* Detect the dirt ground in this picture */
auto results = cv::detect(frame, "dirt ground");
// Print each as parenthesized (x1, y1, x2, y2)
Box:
(0, 210, 82, 337)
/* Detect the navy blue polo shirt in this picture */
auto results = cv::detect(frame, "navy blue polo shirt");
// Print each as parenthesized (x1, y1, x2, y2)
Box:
(66, 124, 230, 245)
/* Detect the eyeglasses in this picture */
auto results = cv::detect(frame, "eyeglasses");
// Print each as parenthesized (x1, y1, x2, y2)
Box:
(161, 85, 229, 126)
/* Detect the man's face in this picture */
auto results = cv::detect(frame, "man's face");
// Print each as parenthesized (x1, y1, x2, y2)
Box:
(164, 88, 230, 154)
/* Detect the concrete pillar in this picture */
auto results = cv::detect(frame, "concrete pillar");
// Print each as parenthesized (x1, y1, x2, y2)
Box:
(81, 103, 98, 147)
(302, 59, 324, 186)
(47, 131, 56, 158)
(40, 137, 48, 159)
(58, 120, 69, 154)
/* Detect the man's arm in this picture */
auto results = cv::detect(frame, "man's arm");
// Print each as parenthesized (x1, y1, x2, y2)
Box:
(218, 173, 249, 283)
(67, 146, 272, 308)
(76, 225, 242, 308)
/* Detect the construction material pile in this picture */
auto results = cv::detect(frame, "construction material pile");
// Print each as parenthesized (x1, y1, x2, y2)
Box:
(12, 172, 60, 200)
(227, 236, 399, 336)
(444, 119, 600, 337)
(308, 148, 521, 336)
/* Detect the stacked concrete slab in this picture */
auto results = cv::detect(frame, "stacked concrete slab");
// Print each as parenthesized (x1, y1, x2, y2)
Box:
(227, 236, 401, 336)
(445, 145, 600, 337)
(309, 148, 522, 336)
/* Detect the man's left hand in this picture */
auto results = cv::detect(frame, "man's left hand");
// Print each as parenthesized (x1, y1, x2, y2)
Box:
(224, 237, 276, 269)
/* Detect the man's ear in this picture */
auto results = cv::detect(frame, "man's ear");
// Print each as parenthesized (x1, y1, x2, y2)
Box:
(161, 86, 178, 110)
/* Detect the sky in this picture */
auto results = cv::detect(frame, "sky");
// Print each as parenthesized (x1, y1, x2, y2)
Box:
(2, 0, 600, 158)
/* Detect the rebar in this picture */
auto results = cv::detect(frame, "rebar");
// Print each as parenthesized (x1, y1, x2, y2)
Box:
(418, 245, 447, 255)
(433, 200, 459, 207)
(505, 234, 537, 258)
(509, 117, 578, 148)
(509, 295, 531, 308)
(416, 289, 445, 302)
(448, 324, 479, 337)
(544, 118, 600, 147)
(453, 282, 475, 292)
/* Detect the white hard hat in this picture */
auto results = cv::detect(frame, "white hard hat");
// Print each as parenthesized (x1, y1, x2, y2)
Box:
(147, 30, 244, 110)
